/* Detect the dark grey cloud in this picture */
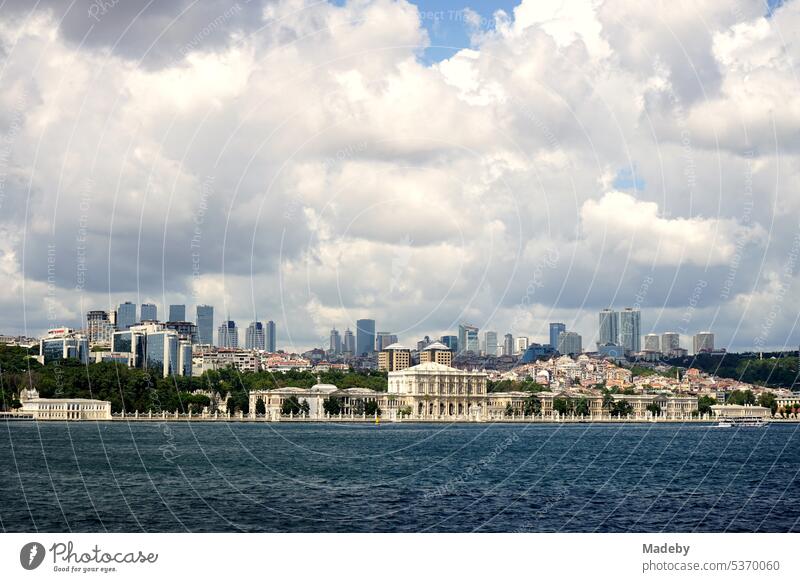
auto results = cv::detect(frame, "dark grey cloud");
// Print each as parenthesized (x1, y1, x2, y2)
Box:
(3, 0, 270, 69)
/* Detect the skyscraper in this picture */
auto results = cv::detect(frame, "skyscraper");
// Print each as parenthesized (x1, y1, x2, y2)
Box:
(179, 341, 193, 377)
(661, 332, 681, 357)
(356, 318, 376, 356)
(458, 323, 479, 354)
(515, 336, 529, 354)
(503, 333, 514, 357)
(117, 302, 137, 330)
(265, 320, 277, 352)
(549, 323, 566, 350)
(644, 333, 660, 353)
(598, 309, 619, 346)
(440, 335, 458, 352)
(140, 303, 157, 322)
(245, 321, 265, 350)
(558, 331, 583, 356)
(619, 307, 641, 353)
(196, 305, 214, 345)
(86, 310, 114, 345)
(218, 320, 238, 348)
(168, 304, 186, 322)
(693, 332, 714, 354)
(165, 321, 198, 344)
(329, 328, 341, 354)
(484, 331, 498, 356)
(144, 329, 179, 378)
(343, 328, 355, 355)
(376, 332, 398, 352)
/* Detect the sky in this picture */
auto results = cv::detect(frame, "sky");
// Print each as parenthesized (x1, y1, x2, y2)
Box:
(0, 0, 799, 353)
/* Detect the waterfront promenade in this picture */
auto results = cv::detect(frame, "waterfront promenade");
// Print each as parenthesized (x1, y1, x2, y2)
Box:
(3, 410, 799, 423)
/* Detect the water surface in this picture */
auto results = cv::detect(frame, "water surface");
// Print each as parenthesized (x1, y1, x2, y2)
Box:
(2, 421, 798, 532)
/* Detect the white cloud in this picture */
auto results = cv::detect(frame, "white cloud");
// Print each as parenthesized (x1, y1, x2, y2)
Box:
(580, 191, 765, 266)
(0, 0, 797, 351)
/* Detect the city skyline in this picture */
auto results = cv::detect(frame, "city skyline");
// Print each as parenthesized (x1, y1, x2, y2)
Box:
(24, 298, 729, 359)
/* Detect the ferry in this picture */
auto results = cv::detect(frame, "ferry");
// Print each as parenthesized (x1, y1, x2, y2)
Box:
(715, 415, 769, 428)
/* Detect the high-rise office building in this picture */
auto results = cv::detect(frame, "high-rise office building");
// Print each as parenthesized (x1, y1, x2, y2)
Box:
(644, 333, 660, 353)
(549, 323, 566, 350)
(218, 320, 238, 348)
(39, 329, 89, 365)
(515, 336, 529, 355)
(558, 331, 583, 356)
(693, 332, 714, 354)
(265, 320, 277, 352)
(168, 304, 186, 322)
(619, 307, 641, 353)
(86, 310, 114, 345)
(117, 302, 137, 330)
(112, 328, 146, 367)
(416, 336, 431, 352)
(356, 318, 376, 356)
(140, 303, 157, 322)
(458, 323, 479, 354)
(112, 323, 186, 378)
(165, 321, 198, 344)
(440, 335, 458, 352)
(144, 329, 179, 378)
(179, 341, 193, 377)
(343, 328, 355, 355)
(196, 305, 214, 345)
(245, 321, 265, 350)
(376, 332, 398, 352)
(503, 333, 514, 357)
(484, 331, 498, 356)
(329, 328, 341, 354)
(598, 309, 619, 346)
(661, 332, 681, 357)
(378, 343, 411, 371)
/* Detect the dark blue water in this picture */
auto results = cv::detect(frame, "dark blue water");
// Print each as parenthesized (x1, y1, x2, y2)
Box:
(2, 421, 799, 532)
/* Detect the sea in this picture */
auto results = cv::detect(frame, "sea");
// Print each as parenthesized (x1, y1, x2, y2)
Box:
(2, 421, 799, 532)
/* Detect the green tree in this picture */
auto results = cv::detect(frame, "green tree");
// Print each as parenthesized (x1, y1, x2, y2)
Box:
(646, 402, 661, 417)
(574, 397, 590, 417)
(255, 398, 266, 415)
(757, 392, 778, 415)
(697, 395, 716, 416)
(322, 396, 341, 415)
(523, 395, 541, 415)
(727, 389, 756, 406)
(553, 397, 572, 415)
(611, 400, 633, 418)
(364, 400, 381, 416)
(504, 403, 514, 417)
(281, 396, 302, 415)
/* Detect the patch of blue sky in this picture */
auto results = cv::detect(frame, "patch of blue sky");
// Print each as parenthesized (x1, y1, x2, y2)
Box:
(613, 166, 646, 191)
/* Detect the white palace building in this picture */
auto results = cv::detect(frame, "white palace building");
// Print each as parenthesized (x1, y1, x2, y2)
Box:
(387, 362, 488, 419)
(18, 388, 112, 421)
(247, 361, 699, 421)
